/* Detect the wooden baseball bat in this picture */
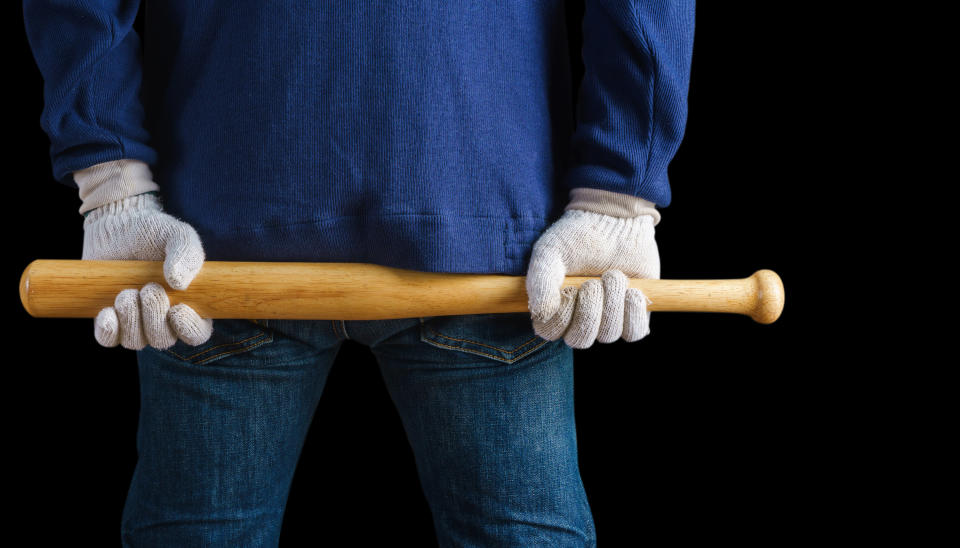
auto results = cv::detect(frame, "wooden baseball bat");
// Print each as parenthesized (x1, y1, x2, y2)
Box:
(19, 260, 784, 323)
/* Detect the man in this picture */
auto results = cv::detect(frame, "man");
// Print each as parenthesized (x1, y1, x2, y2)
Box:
(24, 1, 694, 545)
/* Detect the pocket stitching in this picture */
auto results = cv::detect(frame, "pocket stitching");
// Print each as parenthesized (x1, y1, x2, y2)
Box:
(192, 333, 272, 365)
(420, 323, 544, 354)
(423, 335, 551, 363)
(164, 331, 273, 365)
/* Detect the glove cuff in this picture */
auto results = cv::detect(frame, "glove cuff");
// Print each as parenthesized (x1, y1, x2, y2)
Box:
(564, 187, 661, 226)
(73, 159, 161, 216)
(83, 191, 163, 227)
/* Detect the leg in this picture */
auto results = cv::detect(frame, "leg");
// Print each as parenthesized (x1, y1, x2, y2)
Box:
(371, 313, 596, 547)
(121, 319, 340, 547)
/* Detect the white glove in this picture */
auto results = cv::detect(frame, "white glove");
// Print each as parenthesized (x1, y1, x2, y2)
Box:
(77, 160, 212, 350)
(526, 187, 661, 348)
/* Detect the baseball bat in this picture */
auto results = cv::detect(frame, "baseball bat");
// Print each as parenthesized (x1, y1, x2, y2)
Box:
(19, 260, 784, 323)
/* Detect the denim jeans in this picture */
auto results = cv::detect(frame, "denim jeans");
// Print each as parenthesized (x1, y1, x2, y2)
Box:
(123, 313, 596, 547)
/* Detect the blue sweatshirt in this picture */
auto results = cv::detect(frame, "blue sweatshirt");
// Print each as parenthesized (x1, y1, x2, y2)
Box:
(23, 1, 694, 275)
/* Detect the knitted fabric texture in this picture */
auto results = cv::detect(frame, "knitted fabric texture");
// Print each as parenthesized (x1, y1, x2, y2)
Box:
(94, 284, 213, 350)
(24, 2, 694, 275)
(564, 187, 662, 225)
(83, 193, 212, 350)
(73, 158, 161, 216)
(525, 209, 658, 348)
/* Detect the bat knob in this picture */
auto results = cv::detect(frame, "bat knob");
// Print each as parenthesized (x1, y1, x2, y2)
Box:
(750, 269, 784, 324)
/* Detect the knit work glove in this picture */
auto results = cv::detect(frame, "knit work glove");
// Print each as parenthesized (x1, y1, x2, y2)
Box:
(81, 191, 212, 350)
(526, 187, 661, 348)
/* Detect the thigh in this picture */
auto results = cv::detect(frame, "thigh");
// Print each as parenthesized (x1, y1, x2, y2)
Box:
(122, 318, 339, 547)
(373, 313, 596, 547)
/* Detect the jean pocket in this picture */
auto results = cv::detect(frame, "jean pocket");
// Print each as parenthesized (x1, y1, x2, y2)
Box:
(418, 312, 552, 365)
(161, 318, 274, 366)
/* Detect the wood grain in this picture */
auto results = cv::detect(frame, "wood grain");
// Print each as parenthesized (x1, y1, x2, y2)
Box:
(19, 260, 784, 323)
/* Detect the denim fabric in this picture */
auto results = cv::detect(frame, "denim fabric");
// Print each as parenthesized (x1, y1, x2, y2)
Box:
(124, 313, 596, 547)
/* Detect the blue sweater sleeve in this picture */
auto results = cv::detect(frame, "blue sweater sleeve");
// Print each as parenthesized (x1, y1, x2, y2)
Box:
(563, 1, 695, 208)
(22, 0, 157, 189)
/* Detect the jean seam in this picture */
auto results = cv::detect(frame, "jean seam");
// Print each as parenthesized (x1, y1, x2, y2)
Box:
(165, 331, 270, 361)
(331, 320, 344, 341)
(421, 333, 551, 363)
(192, 333, 273, 365)
(164, 332, 272, 364)
(421, 323, 543, 354)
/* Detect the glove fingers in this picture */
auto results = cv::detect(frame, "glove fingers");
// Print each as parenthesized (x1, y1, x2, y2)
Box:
(596, 270, 628, 343)
(140, 282, 178, 350)
(94, 306, 121, 347)
(564, 279, 603, 349)
(526, 249, 567, 322)
(168, 303, 214, 346)
(114, 288, 147, 350)
(162, 222, 205, 290)
(622, 288, 653, 342)
(532, 285, 577, 341)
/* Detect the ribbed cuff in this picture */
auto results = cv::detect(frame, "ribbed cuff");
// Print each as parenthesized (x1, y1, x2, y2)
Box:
(564, 187, 661, 226)
(82, 191, 163, 224)
(74, 159, 161, 216)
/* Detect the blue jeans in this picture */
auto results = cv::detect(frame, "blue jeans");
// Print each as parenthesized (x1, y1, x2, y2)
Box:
(123, 313, 596, 546)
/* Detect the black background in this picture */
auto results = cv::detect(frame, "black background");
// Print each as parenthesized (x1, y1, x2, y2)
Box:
(7, 2, 846, 545)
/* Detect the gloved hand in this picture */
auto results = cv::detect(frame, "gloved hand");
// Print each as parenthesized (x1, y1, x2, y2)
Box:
(76, 159, 212, 350)
(526, 187, 661, 348)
